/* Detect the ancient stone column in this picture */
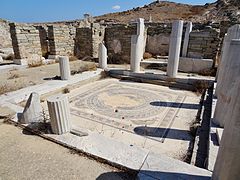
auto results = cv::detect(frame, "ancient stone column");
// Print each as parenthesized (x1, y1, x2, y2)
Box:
(215, 24, 240, 97)
(212, 78, 240, 180)
(47, 94, 71, 135)
(59, 56, 71, 80)
(167, 20, 184, 78)
(20, 92, 43, 124)
(130, 18, 145, 73)
(98, 42, 107, 69)
(213, 39, 240, 127)
(182, 22, 192, 57)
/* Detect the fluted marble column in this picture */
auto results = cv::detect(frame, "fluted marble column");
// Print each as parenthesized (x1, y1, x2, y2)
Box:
(167, 20, 184, 78)
(47, 94, 71, 135)
(98, 43, 108, 69)
(59, 56, 71, 80)
(182, 22, 192, 57)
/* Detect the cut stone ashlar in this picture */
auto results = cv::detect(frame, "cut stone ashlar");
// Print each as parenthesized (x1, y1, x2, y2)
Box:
(47, 94, 71, 135)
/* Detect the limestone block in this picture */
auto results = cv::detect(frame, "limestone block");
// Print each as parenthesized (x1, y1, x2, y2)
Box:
(47, 94, 71, 135)
(20, 92, 43, 124)
(182, 22, 192, 57)
(98, 43, 108, 69)
(13, 59, 28, 66)
(167, 20, 184, 78)
(216, 25, 240, 97)
(59, 56, 71, 80)
(178, 57, 213, 73)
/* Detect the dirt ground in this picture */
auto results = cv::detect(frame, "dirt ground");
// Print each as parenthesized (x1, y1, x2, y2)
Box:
(0, 123, 134, 180)
(0, 60, 96, 95)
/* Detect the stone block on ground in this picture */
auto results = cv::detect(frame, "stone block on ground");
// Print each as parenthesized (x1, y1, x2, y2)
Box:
(20, 92, 43, 124)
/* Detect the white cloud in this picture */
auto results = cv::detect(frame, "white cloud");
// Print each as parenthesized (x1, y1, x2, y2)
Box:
(112, 5, 121, 10)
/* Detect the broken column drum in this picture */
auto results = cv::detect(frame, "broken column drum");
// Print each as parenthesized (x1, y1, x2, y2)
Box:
(130, 18, 145, 73)
(20, 92, 43, 124)
(182, 22, 192, 57)
(98, 42, 108, 69)
(47, 94, 71, 135)
(59, 56, 71, 80)
(167, 20, 184, 78)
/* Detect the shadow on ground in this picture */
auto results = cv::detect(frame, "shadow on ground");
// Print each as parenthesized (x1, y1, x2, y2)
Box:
(134, 126, 192, 141)
(150, 101, 199, 110)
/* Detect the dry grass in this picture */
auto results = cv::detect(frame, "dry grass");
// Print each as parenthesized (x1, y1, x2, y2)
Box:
(71, 63, 97, 75)
(198, 68, 217, 77)
(69, 56, 79, 62)
(143, 52, 153, 59)
(62, 88, 70, 94)
(0, 82, 26, 95)
(8, 73, 20, 80)
(28, 61, 43, 68)
(193, 80, 210, 95)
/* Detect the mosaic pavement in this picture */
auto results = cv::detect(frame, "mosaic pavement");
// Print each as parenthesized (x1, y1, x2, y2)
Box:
(70, 81, 186, 143)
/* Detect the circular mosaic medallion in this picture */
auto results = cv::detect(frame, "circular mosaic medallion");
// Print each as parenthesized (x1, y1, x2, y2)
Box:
(75, 86, 173, 120)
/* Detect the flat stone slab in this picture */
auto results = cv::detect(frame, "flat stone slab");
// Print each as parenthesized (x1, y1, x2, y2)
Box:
(47, 132, 149, 170)
(0, 69, 103, 105)
(139, 152, 212, 180)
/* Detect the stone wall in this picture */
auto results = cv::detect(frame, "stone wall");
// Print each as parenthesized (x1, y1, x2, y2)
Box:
(0, 19, 12, 49)
(187, 28, 221, 60)
(35, 25, 49, 58)
(10, 23, 42, 63)
(75, 23, 105, 59)
(105, 24, 137, 64)
(146, 23, 172, 56)
(48, 24, 75, 56)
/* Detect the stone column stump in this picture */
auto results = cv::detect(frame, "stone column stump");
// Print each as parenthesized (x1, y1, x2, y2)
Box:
(98, 43, 108, 69)
(59, 56, 71, 80)
(47, 94, 71, 135)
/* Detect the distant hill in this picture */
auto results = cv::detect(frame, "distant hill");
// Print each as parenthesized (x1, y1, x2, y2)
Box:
(95, 0, 240, 24)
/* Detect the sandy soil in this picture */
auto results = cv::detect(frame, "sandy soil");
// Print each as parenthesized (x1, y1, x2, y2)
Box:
(0, 60, 96, 95)
(0, 123, 134, 180)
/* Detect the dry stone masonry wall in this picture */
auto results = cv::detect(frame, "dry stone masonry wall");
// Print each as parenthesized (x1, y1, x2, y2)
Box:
(0, 19, 12, 49)
(187, 28, 221, 60)
(0, 20, 223, 65)
(105, 24, 137, 64)
(48, 25, 75, 56)
(10, 23, 42, 64)
(75, 23, 105, 59)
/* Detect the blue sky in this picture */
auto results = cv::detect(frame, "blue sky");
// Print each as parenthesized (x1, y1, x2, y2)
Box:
(0, 0, 215, 23)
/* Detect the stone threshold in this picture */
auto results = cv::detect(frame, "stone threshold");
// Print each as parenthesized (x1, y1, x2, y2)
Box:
(108, 69, 214, 91)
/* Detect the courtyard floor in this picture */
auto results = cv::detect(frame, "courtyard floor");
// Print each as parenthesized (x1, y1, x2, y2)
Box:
(65, 78, 201, 160)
